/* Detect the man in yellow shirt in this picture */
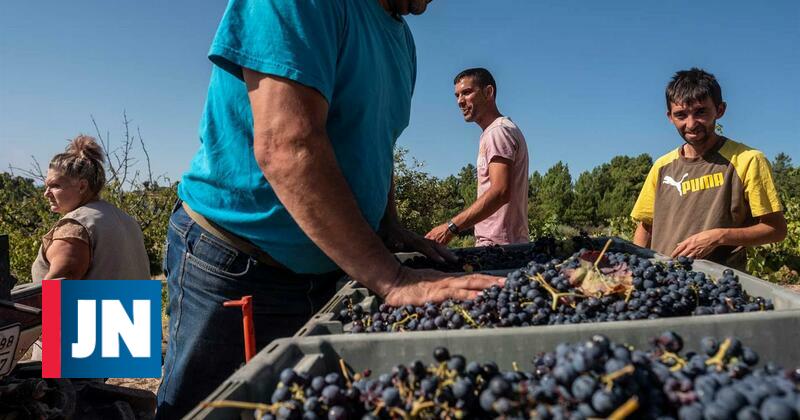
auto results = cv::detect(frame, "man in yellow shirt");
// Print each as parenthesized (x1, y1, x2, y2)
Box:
(631, 68, 787, 270)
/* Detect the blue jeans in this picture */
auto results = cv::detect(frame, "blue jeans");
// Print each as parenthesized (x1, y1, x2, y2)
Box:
(155, 203, 340, 419)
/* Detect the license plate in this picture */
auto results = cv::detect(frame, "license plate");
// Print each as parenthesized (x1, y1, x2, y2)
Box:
(0, 323, 21, 377)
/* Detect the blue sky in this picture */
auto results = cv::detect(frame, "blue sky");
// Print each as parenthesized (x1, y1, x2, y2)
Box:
(1, 1, 798, 183)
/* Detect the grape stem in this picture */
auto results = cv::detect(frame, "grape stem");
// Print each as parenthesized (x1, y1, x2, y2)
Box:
(391, 313, 418, 331)
(594, 239, 613, 269)
(203, 400, 279, 418)
(339, 358, 352, 388)
(372, 402, 384, 416)
(689, 285, 700, 306)
(705, 338, 732, 369)
(410, 401, 435, 416)
(390, 406, 410, 419)
(289, 384, 306, 402)
(659, 351, 687, 372)
(608, 396, 639, 420)
(203, 400, 269, 410)
(531, 273, 559, 295)
(602, 364, 636, 391)
(397, 381, 413, 402)
(531, 273, 586, 310)
(453, 304, 481, 328)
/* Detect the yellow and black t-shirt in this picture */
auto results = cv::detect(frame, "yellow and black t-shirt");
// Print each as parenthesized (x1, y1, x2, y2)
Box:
(631, 138, 783, 270)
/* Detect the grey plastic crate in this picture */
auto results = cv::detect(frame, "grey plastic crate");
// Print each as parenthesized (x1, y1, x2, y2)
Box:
(296, 237, 800, 337)
(188, 309, 800, 420)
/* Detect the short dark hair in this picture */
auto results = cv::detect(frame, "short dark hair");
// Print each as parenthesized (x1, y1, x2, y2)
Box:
(665, 68, 723, 111)
(454, 67, 497, 97)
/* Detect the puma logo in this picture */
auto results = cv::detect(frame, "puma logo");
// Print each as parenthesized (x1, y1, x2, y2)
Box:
(663, 173, 689, 196)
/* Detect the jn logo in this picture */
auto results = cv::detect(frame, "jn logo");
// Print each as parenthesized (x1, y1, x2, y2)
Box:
(72, 300, 151, 358)
(42, 280, 161, 378)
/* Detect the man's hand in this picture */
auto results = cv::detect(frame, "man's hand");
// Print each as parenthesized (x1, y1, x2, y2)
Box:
(671, 229, 723, 259)
(671, 212, 787, 259)
(382, 222, 457, 264)
(383, 267, 503, 306)
(425, 223, 454, 245)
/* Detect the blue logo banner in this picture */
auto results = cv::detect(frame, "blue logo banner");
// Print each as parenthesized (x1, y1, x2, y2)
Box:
(44, 280, 161, 378)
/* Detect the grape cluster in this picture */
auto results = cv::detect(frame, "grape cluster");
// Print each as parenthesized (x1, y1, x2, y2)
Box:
(340, 253, 773, 333)
(234, 332, 799, 419)
(401, 240, 556, 273)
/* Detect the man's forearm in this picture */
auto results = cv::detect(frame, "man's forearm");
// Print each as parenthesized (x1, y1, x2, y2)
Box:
(257, 132, 399, 297)
(633, 222, 652, 248)
(716, 220, 787, 248)
(451, 187, 509, 232)
(245, 69, 400, 297)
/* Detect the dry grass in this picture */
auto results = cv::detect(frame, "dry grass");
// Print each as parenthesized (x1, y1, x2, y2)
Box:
(106, 376, 161, 394)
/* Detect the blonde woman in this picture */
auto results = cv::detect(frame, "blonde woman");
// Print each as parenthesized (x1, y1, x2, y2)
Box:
(31, 135, 150, 282)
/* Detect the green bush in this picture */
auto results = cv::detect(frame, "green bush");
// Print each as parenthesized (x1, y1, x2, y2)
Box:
(0, 173, 58, 283)
(747, 195, 800, 284)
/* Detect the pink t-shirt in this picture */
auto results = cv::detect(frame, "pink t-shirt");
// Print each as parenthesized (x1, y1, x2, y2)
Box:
(474, 116, 530, 246)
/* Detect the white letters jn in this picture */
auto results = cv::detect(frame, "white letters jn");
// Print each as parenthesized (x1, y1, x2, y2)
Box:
(72, 300, 151, 358)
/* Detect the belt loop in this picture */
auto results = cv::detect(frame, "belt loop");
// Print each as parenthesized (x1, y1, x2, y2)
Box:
(171, 198, 183, 214)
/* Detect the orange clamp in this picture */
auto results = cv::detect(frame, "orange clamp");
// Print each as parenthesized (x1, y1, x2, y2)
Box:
(223, 295, 256, 362)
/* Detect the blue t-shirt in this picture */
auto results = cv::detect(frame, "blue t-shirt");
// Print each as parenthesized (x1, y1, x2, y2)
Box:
(179, 0, 416, 274)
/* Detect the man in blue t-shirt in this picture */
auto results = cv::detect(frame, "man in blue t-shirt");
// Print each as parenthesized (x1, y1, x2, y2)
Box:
(156, 0, 502, 417)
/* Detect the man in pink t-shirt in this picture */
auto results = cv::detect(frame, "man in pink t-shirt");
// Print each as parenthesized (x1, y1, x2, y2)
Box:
(426, 68, 530, 246)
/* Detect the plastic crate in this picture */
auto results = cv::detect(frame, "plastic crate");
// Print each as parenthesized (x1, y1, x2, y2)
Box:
(187, 309, 800, 419)
(295, 237, 800, 337)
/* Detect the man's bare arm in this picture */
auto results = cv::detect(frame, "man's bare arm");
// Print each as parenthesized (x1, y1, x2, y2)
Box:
(452, 158, 513, 230)
(672, 211, 787, 258)
(426, 158, 512, 244)
(633, 222, 652, 249)
(244, 69, 499, 303)
(718, 211, 788, 246)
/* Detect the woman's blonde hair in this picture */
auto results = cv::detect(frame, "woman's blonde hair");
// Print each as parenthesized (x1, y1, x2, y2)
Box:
(49, 135, 106, 196)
